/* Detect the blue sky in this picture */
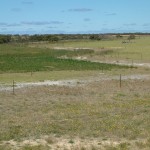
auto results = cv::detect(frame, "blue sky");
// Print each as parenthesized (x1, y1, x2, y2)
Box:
(0, 0, 150, 34)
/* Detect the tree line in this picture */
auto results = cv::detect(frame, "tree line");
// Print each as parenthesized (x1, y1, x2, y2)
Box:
(0, 33, 149, 44)
(0, 35, 11, 44)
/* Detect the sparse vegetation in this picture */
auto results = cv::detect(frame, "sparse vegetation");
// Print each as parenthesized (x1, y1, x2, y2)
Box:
(0, 35, 150, 150)
(68, 139, 74, 144)
(21, 145, 50, 150)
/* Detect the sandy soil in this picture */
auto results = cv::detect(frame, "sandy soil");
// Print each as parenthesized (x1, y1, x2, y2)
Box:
(74, 56, 150, 68)
(0, 74, 149, 92)
(1, 136, 148, 150)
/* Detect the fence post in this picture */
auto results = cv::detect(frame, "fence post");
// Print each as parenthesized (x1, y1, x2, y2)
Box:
(13, 80, 15, 95)
(120, 74, 122, 88)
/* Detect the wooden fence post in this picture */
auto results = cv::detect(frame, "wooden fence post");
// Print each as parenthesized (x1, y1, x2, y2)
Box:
(120, 74, 122, 88)
(13, 80, 15, 94)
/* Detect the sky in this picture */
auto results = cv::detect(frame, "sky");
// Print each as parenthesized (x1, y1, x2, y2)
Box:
(0, 0, 150, 34)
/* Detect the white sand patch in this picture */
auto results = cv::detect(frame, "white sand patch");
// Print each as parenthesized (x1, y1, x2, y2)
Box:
(1, 136, 148, 150)
(93, 60, 150, 68)
(0, 74, 149, 92)
(0, 79, 86, 91)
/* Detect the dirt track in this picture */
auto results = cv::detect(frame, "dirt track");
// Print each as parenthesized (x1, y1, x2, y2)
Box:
(0, 74, 149, 92)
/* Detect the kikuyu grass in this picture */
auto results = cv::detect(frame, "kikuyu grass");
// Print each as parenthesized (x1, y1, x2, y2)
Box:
(0, 49, 128, 73)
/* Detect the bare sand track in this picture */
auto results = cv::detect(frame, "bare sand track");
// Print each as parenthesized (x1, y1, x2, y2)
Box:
(74, 56, 150, 68)
(98, 61, 150, 68)
(1, 136, 149, 150)
(0, 74, 149, 92)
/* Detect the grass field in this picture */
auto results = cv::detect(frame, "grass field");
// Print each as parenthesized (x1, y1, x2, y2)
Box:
(0, 78, 150, 149)
(29, 36, 150, 62)
(0, 44, 127, 73)
(0, 36, 150, 150)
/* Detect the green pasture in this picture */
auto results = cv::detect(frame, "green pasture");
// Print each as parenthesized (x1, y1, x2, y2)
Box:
(0, 44, 127, 73)
(29, 36, 150, 61)
(0, 36, 149, 84)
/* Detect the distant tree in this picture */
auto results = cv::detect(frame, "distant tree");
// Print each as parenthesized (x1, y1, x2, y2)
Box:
(89, 35, 95, 40)
(51, 36, 59, 42)
(89, 34, 101, 40)
(128, 34, 135, 40)
(116, 34, 123, 38)
(0, 35, 11, 44)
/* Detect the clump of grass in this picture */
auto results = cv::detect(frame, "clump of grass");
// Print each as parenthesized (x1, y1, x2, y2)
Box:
(21, 145, 50, 150)
(104, 145, 116, 150)
(0, 145, 12, 150)
(117, 142, 130, 149)
(45, 136, 55, 144)
(91, 145, 99, 150)
(135, 138, 150, 149)
(80, 146, 86, 150)
(135, 141, 146, 149)
(105, 142, 130, 150)
(102, 138, 108, 141)
(97, 49, 114, 55)
(3, 125, 23, 141)
(117, 93, 126, 97)
(68, 139, 74, 144)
